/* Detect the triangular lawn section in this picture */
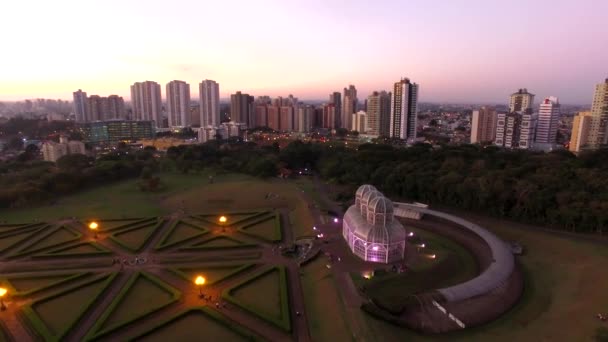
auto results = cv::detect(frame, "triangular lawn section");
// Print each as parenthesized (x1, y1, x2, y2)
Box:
(0, 222, 43, 236)
(155, 220, 208, 250)
(23, 273, 117, 341)
(0, 225, 47, 253)
(198, 211, 269, 226)
(131, 307, 259, 341)
(13, 226, 82, 256)
(222, 266, 291, 332)
(86, 272, 181, 340)
(96, 217, 158, 232)
(170, 263, 255, 286)
(40, 242, 111, 256)
(110, 220, 163, 253)
(180, 236, 257, 250)
(237, 214, 282, 242)
(4, 272, 89, 296)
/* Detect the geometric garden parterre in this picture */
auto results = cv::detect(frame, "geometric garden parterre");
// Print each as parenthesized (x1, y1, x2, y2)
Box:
(0, 209, 305, 341)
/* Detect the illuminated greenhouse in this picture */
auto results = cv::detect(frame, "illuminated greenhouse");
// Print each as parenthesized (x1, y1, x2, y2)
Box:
(342, 185, 407, 263)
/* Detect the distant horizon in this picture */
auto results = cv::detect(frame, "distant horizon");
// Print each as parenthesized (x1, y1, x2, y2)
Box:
(1, 0, 607, 104)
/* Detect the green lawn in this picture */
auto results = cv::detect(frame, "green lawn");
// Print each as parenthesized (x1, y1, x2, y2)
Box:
(136, 310, 250, 342)
(230, 269, 282, 320)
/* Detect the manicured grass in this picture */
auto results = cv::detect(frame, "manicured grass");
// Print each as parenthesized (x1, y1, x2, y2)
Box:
(0, 228, 44, 253)
(109, 220, 164, 253)
(23, 274, 117, 342)
(301, 256, 353, 342)
(44, 242, 110, 256)
(17, 226, 82, 255)
(155, 220, 208, 250)
(5, 272, 88, 296)
(87, 272, 181, 340)
(191, 236, 248, 248)
(223, 266, 291, 332)
(133, 307, 261, 341)
(238, 215, 282, 242)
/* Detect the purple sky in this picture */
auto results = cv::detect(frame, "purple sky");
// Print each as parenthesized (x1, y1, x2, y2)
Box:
(1, 0, 606, 104)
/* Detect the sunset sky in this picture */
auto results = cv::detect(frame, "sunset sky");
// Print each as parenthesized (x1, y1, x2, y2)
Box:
(1, 0, 606, 104)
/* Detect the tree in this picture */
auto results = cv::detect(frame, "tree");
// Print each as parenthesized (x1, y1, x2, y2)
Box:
(56, 153, 92, 171)
(335, 128, 348, 138)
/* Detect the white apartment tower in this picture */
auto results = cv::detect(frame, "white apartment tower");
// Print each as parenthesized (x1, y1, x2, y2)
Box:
(166, 80, 191, 127)
(130, 81, 163, 128)
(471, 106, 497, 144)
(390, 78, 419, 140)
(536, 96, 560, 144)
(587, 79, 608, 149)
(342, 85, 357, 131)
(199, 80, 220, 128)
(509, 88, 535, 114)
(73, 89, 88, 123)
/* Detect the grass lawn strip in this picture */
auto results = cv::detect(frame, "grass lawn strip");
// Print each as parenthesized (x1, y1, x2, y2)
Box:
(180, 235, 259, 251)
(33, 242, 112, 258)
(11, 225, 82, 256)
(0, 225, 49, 253)
(131, 307, 263, 341)
(169, 263, 256, 286)
(237, 213, 282, 242)
(109, 219, 164, 253)
(154, 220, 209, 250)
(97, 217, 158, 233)
(22, 273, 117, 342)
(0, 222, 45, 237)
(85, 272, 181, 341)
(222, 266, 291, 332)
(3, 272, 90, 297)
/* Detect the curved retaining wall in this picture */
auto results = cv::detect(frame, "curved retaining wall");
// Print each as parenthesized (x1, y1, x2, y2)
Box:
(394, 203, 515, 302)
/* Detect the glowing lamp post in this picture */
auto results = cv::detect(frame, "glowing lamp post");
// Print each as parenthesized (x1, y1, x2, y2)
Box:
(89, 222, 99, 239)
(218, 216, 227, 224)
(0, 288, 7, 311)
(195, 276, 206, 298)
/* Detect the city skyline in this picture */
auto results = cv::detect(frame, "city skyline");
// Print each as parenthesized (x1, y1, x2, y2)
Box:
(1, 0, 607, 104)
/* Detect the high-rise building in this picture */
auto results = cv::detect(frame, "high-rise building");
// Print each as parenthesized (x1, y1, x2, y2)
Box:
(199, 80, 220, 128)
(42, 137, 85, 162)
(471, 106, 497, 144)
(254, 105, 268, 128)
(106, 95, 126, 120)
(85, 95, 125, 122)
(509, 88, 535, 114)
(569, 111, 593, 153)
(536, 96, 560, 144)
(494, 113, 519, 148)
(190, 104, 201, 127)
(329, 92, 342, 128)
(518, 113, 537, 149)
(87, 95, 104, 121)
(166, 80, 191, 127)
(73, 89, 88, 123)
(343, 85, 357, 131)
(587, 78, 608, 149)
(390, 78, 418, 140)
(322, 104, 337, 129)
(267, 105, 280, 131)
(352, 110, 367, 133)
(230, 91, 254, 127)
(295, 105, 314, 133)
(279, 106, 294, 131)
(130, 81, 163, 128)
(367, 91, 391, 137)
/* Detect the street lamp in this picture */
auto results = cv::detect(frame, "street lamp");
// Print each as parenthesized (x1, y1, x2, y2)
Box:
(0, 287, 7, 311)
(89, 221, 99, 239)
(195, 275, 206, 298)
(218, 216, 227, 224)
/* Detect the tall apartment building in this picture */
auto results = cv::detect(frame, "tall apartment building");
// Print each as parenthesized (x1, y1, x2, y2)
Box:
(296, 105, 314, 133)
(86, 95, 126, 121)
(494, 113, 519, 148)
(73, 89, 89, 123)
(390, 78, 418, 140)
(230, 91, 254, 127)
(322, 104, 337, 129)
(509, 88, 535, 114)
(267, 105, 280, 131)
(279, 106, 294, 131)
(470, 106, 497, 144)
(329, 92, 342, 128)
(518, 113, 537, 149)
(106, 95, 126, 120)
(41, 137, 86, 162)
(254, 105, 268, 128)
(199, 80, 220, 128)
(342, 85, 357, 131)
(367, 91, 391, 136)
(536, 96, 560, 144)
(587, 78, 608, 149)
(87, 95, 104, 121)
(130, 81, 163, 128)
(569, 111, 593, 152)
(352, 110, 367, 133)
(166, 80, 191, 127)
